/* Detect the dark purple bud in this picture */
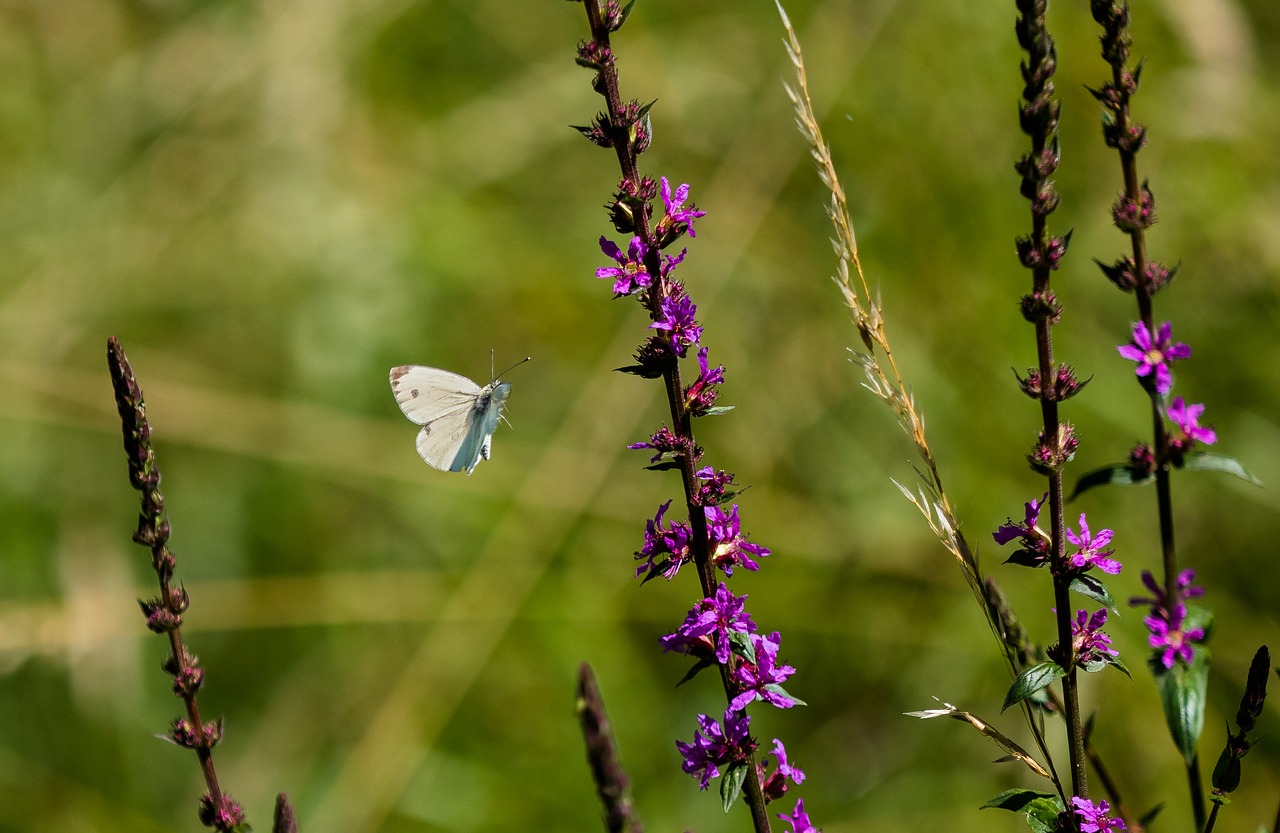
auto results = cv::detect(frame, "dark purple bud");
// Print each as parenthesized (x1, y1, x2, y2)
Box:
(1045, 231, 1071, 269)
(1236, 646, 1270, 733)
(575, 40, 614, 71)
(139, 598, 182, 633)
(601, 0, 625, 31)
(204, 717, 225, 748)
(173, 665, 205, 698)
(1141, 260, 1177, 295)
(1019, 290, 1062, 324)
(170, 585, 190, 614)
(1028, 423, 1078, 474)
(1096, 256, 1137, 292)
(168, 718, 201, 748)
(1111, 182, 1156, 233)
(1126, 443, 1155, 477)
(197, 792, 246, 833)
(274, 794, 299, 833)
(1017, 368, 1043, 399)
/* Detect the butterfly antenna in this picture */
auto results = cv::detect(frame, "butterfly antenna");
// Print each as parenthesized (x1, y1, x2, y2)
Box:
(495, 356, 532, 380)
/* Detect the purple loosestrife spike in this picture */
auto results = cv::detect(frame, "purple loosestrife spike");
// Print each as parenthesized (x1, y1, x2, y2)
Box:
(1070, 608, 1120, 666)
(1117, 321, 1190, 395)
(758, 738, 806, 803)
(705, 504, 771, 576)
(1144, 603, 1205, 669)
(1166, 396, 1217, 452)
(675, 710, 753, 791)
(777, 798, 819, 833)
(1065, 514, 1122, 575)
(1071, 796, 1126, 832)
(634, 500, 693, 581)
(659, 583, 757, 665)
(729, 631, 798, 712)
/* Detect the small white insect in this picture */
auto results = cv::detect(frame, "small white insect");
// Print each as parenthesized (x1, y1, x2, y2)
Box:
(389, 358, 527, 474)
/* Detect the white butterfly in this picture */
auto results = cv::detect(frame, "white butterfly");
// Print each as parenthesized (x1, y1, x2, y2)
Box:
(389, 360, 523, 474)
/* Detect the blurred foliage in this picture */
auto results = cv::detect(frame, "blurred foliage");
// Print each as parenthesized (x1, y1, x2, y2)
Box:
(1, 1, 1278, 832)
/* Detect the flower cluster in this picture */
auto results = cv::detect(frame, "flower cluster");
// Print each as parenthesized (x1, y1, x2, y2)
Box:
(1129, 569, 1206, 669)
(573, 12, 813, 822)
(993, 498, 1121, 579)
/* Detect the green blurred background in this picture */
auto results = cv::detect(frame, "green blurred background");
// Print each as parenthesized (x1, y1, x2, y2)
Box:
(2, 1, 1279, 831)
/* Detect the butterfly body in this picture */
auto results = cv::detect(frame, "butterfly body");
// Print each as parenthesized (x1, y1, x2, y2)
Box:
(389, 365, 512, 474)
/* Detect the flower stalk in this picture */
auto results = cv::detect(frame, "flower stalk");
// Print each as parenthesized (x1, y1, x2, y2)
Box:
(107, 336, 248, 833)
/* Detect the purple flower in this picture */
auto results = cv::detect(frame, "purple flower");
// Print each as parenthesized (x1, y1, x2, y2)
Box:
(694, 466, 736, 506)
(655, 177, 707, 243)
(596, 237, 686, 297)
(649, 292, 703, 358)
(1117, 321, 1190, 395)
(1144, 603, 1206, 669)
(706, 503, 770, 576)
(729, 631, 798, 712)
(659, 583, 757, 664)
(1071, 608, 1119, 666)
(758, 738, 806, 802)
(777, 798, 819, 833)
(627, 424, 692, 463)
(596, 236, 652, 297)
(675, 710, 753, 790)
(1166, 397, 1217, 451)
(684, 346, 725, 417)
(1129, 568, 1204, 611)
(1071, 797, 1125, 833)
(634, 500, 693, 581)
(993, 493, 1051, 566)
(1065, 514, 1121, 575)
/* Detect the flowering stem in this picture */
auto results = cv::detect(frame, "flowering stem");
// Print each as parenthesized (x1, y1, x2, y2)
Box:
(575, 4, 771, 830)
(107, 336, 245, 832)
(1014, 0, 1087, 800)
(577, 663, 644, 833)
(1089, 5, 1205, 826)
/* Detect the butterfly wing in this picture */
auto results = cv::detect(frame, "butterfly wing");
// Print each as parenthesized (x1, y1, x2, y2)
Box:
(390, 366, 485, 472)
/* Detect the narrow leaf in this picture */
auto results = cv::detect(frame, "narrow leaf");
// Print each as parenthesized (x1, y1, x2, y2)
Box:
(719, 762, 747, 813)
(1154, 645, 1210, 763)
(1003, 661, 1066, 712)
(674, 658, 715, 688)
(1178, 453, 1262, 486)
(1069, 463, 1153, 501)
(981, 789, 1064, 833)
(698, 405, 735, 417)
(1069, 573, 1117, 613)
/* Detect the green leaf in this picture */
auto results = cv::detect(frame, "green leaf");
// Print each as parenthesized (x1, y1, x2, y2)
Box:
(618, 0, 637, 27)
(1178, 453, 1262, 485)
(1069, 573, 1117, 612)
(1003, 661, 1066, 712)
(1183, 603, 1214, 640)
(1069, 463, 1153, 501)
(763, 683, 807, 707)
(981, 789, 1064, 833)
(1153, 644, 1210, 763)
(719, 761, 747, 812)
(674, 658, 715, 688)
(1137, 803, 1164, 828)
(1104, 652, 1132, 679)
(642, 460, 683, 472)
(698, 405, 735, 417)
